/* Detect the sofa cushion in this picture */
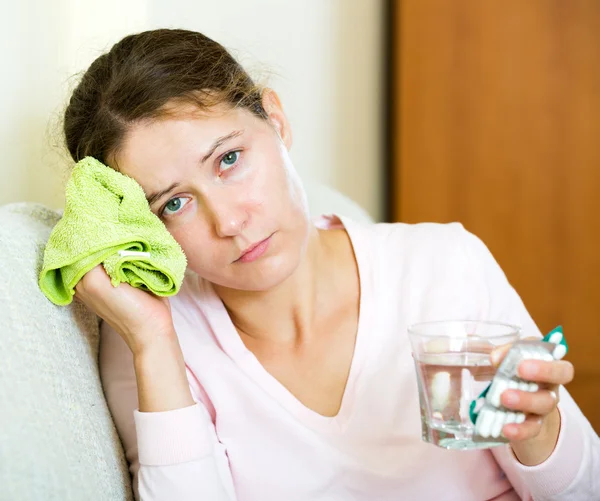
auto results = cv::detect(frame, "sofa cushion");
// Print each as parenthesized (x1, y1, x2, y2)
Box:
(0, 188, 371, 500)
(0, 203, 133, 501)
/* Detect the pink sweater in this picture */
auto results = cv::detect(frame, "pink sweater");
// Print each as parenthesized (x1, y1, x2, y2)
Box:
(100, 216, 600, 500)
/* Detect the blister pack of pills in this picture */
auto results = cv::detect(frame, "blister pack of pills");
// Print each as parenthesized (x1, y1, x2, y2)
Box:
(469, 326, 568, 440)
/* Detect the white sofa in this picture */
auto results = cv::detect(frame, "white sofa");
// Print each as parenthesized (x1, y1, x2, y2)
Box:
(0, 188, 373, 501)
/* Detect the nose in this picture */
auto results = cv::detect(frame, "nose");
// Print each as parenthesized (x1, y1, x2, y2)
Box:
(204, 194, 248, 238)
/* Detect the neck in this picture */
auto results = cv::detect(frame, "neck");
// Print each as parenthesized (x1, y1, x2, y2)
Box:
(213, 227, 337, 347)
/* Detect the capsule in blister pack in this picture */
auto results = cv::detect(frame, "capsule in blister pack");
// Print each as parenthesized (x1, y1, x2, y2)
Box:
(469, 326, 568, 440)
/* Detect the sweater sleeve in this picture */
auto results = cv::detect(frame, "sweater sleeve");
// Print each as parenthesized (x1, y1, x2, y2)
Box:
(459, 226, 600, 500)
(99, 321, 236, 501)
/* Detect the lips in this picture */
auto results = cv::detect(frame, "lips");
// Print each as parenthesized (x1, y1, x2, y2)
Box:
(236, 234, 273, 263)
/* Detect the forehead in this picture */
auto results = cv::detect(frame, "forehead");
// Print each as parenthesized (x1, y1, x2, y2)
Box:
(112, 103, 255, 179)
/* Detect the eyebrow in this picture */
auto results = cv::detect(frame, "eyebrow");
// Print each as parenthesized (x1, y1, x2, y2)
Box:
(146, 182, 181, 207)
(145, 129, 244, 207)
(201, 129, 244, 163)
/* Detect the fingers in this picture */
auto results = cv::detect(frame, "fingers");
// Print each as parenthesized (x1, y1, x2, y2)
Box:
(75, 265, 111, 295)
(518, 359, 575, 385)
(501, 388, 558, 416)
(502, 414, 544, 441)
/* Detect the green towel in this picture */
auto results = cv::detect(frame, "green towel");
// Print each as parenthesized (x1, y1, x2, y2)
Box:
(39, 157, 187, 305)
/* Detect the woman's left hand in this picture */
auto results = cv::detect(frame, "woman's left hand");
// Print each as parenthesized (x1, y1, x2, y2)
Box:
(490, 342, 575, 466)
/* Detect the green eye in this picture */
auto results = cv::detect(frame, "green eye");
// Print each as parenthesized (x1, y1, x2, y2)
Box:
(162, 197, 185, 216)
(220, 151, 240, 171)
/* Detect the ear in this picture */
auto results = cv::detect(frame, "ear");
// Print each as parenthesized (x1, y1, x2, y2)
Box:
(261, 89, 292, 150)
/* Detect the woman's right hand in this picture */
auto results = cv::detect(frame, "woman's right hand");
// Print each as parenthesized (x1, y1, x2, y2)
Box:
(76, 265, 195, 412)
(74, 265, 176, 356)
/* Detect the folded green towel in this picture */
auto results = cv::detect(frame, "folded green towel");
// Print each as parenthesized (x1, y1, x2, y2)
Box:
(39, 157, 187, 306)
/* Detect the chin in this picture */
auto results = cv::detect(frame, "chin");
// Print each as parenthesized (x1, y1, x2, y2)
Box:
(239, 254, 299, 292)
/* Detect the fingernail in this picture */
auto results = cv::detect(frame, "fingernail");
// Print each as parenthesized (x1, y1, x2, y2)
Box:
(520, 360, 538, 378)
(490, 350, 502, 366)
(549, 390, 558, 401)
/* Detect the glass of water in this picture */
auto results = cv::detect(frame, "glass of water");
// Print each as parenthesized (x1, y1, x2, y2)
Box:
(408, 320, 521, 450)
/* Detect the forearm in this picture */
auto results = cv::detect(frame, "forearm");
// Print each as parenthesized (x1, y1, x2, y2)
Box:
(130, 336, 235, 500)
(134, 332, 194, 412)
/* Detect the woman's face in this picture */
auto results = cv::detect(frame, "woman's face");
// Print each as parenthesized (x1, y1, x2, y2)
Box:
(112, 92, 311, 291)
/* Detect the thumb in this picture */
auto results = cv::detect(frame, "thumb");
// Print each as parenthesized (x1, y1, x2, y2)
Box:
(490, 343, 513, 367)
(490, 336, 538, 367)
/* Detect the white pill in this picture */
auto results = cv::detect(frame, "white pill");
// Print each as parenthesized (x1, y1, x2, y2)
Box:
(505, 412, 517, 424)
(528, 383, 539, 392)
(553, 344, 567, 360)
(485, 382, 497, 407)
(491, 411, 506, 438)
(489, 379, 508, 407)
(548, 332, 563, 345)
(518, 382, 529, 392)
(508, 380, 519, 391)
(515, 413, 526, 424)
(477, 408, 495, 438)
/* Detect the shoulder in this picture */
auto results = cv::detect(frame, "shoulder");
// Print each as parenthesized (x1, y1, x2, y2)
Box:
(341, 216, 490, 267)
(340, 217, 509, 321)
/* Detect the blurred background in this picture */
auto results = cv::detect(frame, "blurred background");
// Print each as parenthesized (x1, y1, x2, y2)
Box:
(1, 1, 598, 431)
(0, 0, 385, 219)
(388, 1, 600, 433)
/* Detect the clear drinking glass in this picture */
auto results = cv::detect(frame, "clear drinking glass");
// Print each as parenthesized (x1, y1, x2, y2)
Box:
(408, 320, 520, 450)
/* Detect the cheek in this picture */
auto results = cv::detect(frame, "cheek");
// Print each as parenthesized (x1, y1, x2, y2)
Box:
(168, 220, 219, 270)
(245, 148, 307, 220)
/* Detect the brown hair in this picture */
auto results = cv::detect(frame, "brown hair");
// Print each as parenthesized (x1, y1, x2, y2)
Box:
(63, 28, 266, 165)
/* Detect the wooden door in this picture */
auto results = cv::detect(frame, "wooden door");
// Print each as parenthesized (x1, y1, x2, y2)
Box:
(391, 0, 600, 432)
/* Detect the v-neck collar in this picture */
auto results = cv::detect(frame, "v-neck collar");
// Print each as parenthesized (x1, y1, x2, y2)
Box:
(197, 215, 372, 433)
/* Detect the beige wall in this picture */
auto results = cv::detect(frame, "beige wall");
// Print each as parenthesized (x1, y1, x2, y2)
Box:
(0, 0, 384, 220)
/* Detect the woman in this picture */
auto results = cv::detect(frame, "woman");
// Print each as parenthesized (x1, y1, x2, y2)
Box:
(67, 29, 599, 500)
